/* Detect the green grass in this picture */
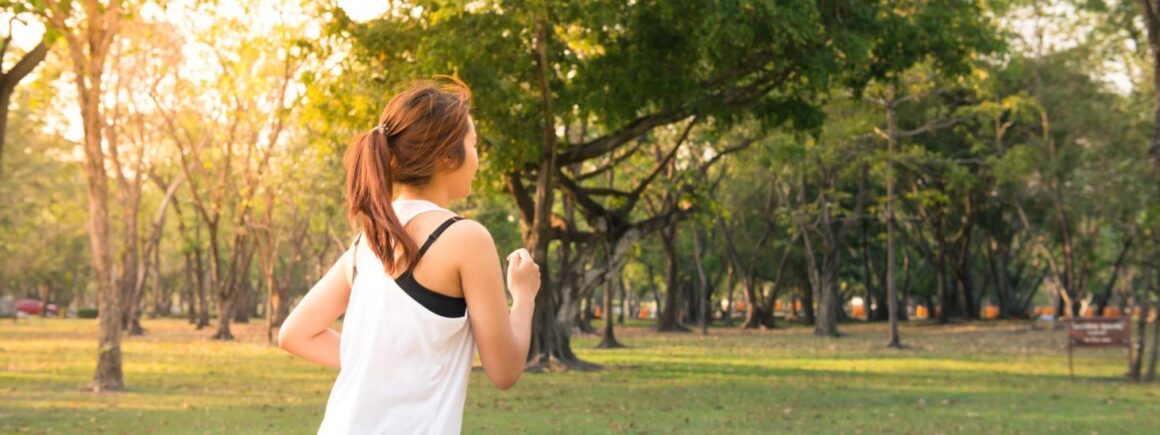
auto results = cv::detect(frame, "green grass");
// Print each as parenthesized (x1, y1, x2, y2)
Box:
(1, 317, 1157, 434)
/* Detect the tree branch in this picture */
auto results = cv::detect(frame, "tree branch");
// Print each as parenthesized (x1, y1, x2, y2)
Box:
(554, 169, 612, 221)
(895, 117, 963, 138)
(1, 42, 47, 91)
(558, 108, 693, 166)
(616, 116, 698, 215)
(505, 170, 536, 227)
(576, 139, 645, 181)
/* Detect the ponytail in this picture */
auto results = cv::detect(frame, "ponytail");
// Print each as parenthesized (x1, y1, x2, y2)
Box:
(344, 126, 418, 274)
(344, 77, 473, 275)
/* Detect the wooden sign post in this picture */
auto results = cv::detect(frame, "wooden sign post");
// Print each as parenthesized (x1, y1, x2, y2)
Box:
(1066, 318, 1131, 381)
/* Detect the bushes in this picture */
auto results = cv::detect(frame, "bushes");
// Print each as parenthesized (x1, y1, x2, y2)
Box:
(77, 309, 98, 319)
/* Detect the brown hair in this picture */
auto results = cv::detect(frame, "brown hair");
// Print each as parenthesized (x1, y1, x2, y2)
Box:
(344, 76, 473, 274)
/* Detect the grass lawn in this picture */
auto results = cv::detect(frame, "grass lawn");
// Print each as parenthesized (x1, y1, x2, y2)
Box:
(1, 317, 1157, 434)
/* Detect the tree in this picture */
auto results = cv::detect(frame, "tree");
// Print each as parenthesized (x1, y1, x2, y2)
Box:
(150, 2, 308, 339)
(35, 0, 131, 391)
(792, 114, 872, 337)
(718, 139, 802, 330)
(324, 0, 1000, 368)
(866, 68, 966, 347)
(102, 19, 186, 335)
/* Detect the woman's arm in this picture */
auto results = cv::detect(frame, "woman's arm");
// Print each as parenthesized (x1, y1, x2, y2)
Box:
(454, 220, 540, 390)
(277, 248, 353, 369)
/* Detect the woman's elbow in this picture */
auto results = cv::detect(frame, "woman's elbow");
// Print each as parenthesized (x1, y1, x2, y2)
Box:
(277, 327, 295, 351)
(489, 376, 517, 391)
(488, 368, 522, 391)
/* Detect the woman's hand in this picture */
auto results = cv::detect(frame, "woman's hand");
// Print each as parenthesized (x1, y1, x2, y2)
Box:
(505, 248, 540, 303)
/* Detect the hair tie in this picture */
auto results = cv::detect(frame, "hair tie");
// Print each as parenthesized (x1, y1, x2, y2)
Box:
(372, 122, 392, 137)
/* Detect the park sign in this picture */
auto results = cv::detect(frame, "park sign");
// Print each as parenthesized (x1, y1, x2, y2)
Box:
(1066, 318, 1131, 380)
(1068, 318, 1131, 347)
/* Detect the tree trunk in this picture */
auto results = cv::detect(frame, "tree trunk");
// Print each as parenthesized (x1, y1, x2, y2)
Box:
(802, 227, 839, 337)
(211, 233, 244, 340)
(149, 241, 168, 319)
(1129, 292, 1148, 381)
(183, 251, 196, 324)
(596, 255, 625, 348)
(1130, 254, 1152, 381)
(885, 111, 901, 347)
(214, 296, 235, 340)
(682, 279, 696, 325)
(618, 276, 628, 326)
(899, 249, 911, 321)
(233, 245, 257, 324)
(989, 240, 1011, 318)
(692, 227, 710, 335)
(802, 166, 864, 336)
(1095, 239, 1132, 316)
(578, 290, 596, 334)
(815, 263, 840, 337)
(1148, 249, 1160, 381)
(802, 208, 846, 336)
(723, 264, 735, 326)
(233, 280, 251, 324)
(37, 282, 51, 318)
(935, 232, 952, 323)
(801, 284, 816, 324)
(657, 222, 688, 332)
(117, 185, 143, 335)
(88, 142, 119, 376)
(264, 251, 289, 342)
(273, 255, 296, 327)
(194, 244, 210, 329)
(521, 185, 596, 369)
(952, 252, 978, 320)
(862, 206, 885, 321)
(1147, 294, 1159, 382)
(740, 275, 774, 329)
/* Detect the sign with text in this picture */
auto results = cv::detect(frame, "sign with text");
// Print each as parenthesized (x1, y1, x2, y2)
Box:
(1067, 318, 1131, 347)
(1066, 317, 1131, 381)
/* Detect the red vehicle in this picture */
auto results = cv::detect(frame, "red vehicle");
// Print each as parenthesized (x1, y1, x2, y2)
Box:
(16, 299, 58, 316)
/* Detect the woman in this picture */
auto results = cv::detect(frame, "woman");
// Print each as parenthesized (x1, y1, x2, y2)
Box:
(278, 77, 541, 434)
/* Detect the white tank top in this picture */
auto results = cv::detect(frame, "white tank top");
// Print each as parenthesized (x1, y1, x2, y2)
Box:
(318, 200, 475, 435)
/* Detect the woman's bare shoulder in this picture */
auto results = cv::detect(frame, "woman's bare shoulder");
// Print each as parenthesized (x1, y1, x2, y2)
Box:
(442, 217, 494, 248)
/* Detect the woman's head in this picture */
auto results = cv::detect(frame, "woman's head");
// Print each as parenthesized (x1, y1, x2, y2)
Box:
(344, 77, 476, 272)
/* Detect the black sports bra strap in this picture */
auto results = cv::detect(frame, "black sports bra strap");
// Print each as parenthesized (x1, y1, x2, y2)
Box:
(353, 217, 462, 280)
(351, 233, 362, 281)
(415, 216, 464, 260)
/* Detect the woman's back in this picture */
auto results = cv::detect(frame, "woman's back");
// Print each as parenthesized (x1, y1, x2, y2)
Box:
(318, 200, 474, 435)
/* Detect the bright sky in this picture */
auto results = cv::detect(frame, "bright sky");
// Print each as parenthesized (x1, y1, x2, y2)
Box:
(1002, 1, 1135, 94)
(1, 1, 383, 48)
(7, 19, 44, 51)
(20, 0, 331, 144)
(338, 1, 390, 22)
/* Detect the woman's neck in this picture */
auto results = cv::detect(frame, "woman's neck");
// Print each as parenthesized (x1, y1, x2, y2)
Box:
(394, 185, 451, 209)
